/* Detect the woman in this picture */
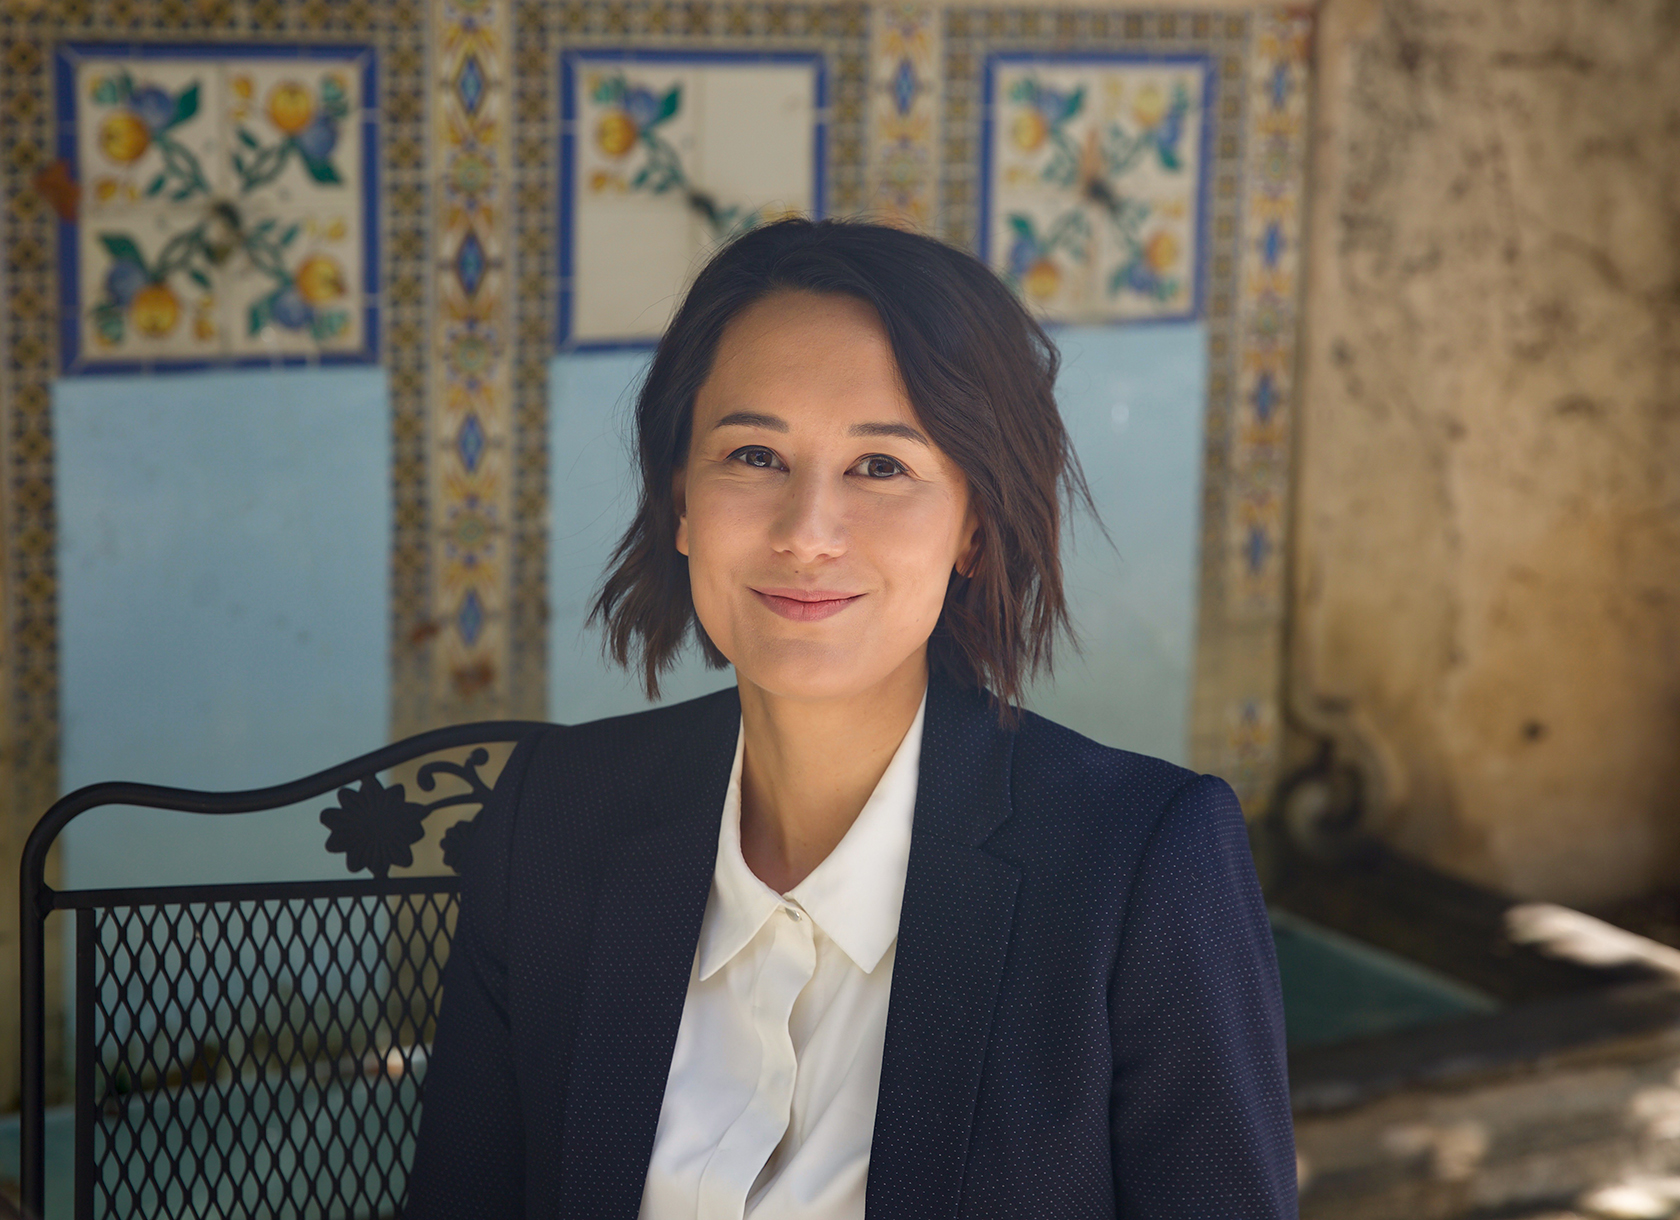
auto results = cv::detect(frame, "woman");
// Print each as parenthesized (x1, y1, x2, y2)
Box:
(406, 218, 1296, 1219)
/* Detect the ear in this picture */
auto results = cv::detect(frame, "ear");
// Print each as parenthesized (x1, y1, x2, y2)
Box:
(955, 505, 982, 578)
(673, 465, 690, 557)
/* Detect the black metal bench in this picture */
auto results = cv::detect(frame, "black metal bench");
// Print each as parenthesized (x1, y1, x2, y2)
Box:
(18, 721, 550, 1219)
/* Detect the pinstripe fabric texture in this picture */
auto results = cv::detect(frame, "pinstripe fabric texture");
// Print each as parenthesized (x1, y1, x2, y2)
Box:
(405, 673, 1297, 1219)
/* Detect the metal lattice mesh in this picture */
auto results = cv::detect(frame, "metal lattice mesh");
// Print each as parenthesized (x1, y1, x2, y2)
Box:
(87, 889, 457, 1218)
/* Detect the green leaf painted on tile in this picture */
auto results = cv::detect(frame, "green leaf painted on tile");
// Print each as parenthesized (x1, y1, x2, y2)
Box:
(114, 71, 134, 102)
(236, 126, 259, 149)
(301, 154, 342, 185)
(1063, 85, 1085, 120)
(248, 295, 271, 336)
(1008, 214, 1035, 242)
(279, 224, 301, 247)
(93, 302, 124, 344)
(144, 174, 167, 198)
(592, 75, 624, 104)
(166, 83, 200, 131)
(322, 74, 350, 120)
(92, 77, 120, 105)
(654, 86, 680, 124)
(187, 267, 211, 291)
(99, 234, 146, 269)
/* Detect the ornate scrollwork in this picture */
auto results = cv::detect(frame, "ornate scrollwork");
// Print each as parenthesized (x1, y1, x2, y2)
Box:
(319, 747, 495, 878)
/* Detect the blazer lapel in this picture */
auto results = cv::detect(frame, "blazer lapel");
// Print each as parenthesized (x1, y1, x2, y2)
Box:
(555, 689, 741, 1220)
(867, 676, 1021, 1220)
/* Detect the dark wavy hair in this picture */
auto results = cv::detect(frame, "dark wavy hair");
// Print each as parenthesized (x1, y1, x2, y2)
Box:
(588, 216, 1095, 720)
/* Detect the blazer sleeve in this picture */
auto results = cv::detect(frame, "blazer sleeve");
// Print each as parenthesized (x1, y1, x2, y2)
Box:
(404, 729, 548, 1219)
(1108, 772, 1298, 1220)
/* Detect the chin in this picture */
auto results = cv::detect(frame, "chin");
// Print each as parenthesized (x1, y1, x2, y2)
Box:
(725, 637, 905, 704)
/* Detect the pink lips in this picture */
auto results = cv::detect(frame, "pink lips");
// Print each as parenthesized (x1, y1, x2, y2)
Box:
(752, 587, 863, 622)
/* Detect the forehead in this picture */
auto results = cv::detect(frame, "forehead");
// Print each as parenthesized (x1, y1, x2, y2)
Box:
(696, 291, 911, 421)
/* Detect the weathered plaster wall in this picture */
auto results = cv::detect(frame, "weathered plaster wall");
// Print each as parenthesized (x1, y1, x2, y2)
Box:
(1293, 0, 1680, 905)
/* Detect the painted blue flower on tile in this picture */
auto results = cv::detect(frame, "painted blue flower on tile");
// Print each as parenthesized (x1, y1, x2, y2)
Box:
(1006, 76, 1087, 187)
(587, 70, 768, 241)
(234, 70, 352, 191)
(1003, 211, 1090, 303)
(89, 70, 209, 201)
(991, 60, 1206, 321)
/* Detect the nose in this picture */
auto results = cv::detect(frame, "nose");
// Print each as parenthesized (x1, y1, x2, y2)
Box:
(768, 466, 847, 564)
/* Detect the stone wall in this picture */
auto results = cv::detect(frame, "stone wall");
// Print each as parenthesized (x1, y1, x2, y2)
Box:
(1292, 0, 1680, 906)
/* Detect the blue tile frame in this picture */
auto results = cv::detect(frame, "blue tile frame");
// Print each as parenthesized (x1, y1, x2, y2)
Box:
(978, 50, 1216, 325)
(557, 46, 829, 352)
(53, 41, 381, 375)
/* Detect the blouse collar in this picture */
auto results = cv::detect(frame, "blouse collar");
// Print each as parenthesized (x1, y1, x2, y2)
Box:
(697, 686, 927, 979)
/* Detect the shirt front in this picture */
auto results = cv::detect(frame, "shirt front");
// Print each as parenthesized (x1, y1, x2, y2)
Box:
(636, 691, 926, 1220)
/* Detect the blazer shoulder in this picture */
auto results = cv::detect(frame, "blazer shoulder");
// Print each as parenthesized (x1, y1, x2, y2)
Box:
(544, 684, 738, 763)
(512, 684, 740, 834)
(1013, 709, 1199, 812)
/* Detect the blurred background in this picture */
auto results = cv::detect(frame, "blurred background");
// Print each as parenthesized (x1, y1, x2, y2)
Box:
(0, 0, 1675, 1216)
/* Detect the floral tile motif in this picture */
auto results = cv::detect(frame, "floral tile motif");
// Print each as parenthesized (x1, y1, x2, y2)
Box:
(983, 54, 1210, 323)
(867, 3, 939, 229)
(1226, 8, 1312, 627)
(561, 49, 825, 347)
(56, 44, 377, 372)
(431, 0, 517, 714)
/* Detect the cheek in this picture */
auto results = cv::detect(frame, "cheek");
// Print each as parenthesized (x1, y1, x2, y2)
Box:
(681, 484, 760, 593)
(867, 494, 966, 607)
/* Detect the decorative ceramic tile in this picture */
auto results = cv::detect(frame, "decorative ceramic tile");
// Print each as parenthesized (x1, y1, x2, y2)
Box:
(560, 49, 826, 347)
(982, 53, 1210, 322)
(431, 0, 516, 712)
(1226, 7, 1311, 622)
(5, 2, 431, 1102)
(867, 3, 939, 229)
(55, 43, 378, 372)
(941, 8, 1312, 813)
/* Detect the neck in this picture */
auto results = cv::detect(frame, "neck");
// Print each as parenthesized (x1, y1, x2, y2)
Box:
(735, 653, 928, 894)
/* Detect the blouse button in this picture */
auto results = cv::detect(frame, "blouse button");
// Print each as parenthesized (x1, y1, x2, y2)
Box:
(784, 907, 803, 921)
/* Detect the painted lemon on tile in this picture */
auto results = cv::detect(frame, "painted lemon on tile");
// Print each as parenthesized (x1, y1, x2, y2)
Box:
(1132, 84, 1166, 131)
(99, 112, 150, 163)
(131, 282, 180, 337)
(1023, 257, 1060, 300)
(595, 110, 638, 158)
(1144, 230, 1179, 274)
(1010, 109, 1047, 152)
(295, 254, 346, 305)
(267, 81, 315, 135)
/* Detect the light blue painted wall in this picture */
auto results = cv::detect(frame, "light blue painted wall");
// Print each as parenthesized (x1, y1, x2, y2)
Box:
(546, 322, 1206, 761)
(548, 351, 733, 724)
(54, 367, 390, 890)
(1020, 323, 1207, 764)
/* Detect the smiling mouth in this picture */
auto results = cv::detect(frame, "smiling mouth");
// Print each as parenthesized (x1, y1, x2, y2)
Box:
(751, 588, 863, 622)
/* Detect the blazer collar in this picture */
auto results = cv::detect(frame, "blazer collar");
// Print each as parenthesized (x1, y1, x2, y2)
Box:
(555, 685, 740, 1220)
(554, 674, 1019, 1220)
(867, 674, 1021, 1220)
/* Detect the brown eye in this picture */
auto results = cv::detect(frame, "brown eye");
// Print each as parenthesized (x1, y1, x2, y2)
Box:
(731, 446, 780, 469)
(858, 455, 905, 479)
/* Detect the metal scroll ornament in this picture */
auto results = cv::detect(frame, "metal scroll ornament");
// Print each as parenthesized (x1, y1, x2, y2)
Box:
(319, 747, 496, 877)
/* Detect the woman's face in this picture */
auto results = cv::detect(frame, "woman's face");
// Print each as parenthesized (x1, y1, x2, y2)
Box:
(677, 290, 978, 704)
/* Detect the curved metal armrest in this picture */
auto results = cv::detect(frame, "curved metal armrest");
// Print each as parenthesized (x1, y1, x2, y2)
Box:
(16, 717, 553, 1220)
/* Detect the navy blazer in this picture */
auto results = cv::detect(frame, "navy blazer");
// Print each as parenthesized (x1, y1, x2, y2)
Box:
(405, 674, 1297, 1219)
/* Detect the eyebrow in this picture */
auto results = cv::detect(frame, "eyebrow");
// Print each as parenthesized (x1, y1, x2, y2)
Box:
(711, 411, 930, 447)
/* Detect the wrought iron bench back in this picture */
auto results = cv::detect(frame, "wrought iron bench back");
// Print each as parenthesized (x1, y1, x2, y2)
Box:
(19, 720, 551, 1220)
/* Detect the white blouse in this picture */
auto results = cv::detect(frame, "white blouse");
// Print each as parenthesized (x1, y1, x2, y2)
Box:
(636, 691, 926, 1220)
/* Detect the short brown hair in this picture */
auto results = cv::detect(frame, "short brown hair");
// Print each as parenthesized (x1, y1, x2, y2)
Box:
(588, 217, 1095, 719)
